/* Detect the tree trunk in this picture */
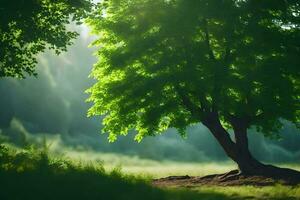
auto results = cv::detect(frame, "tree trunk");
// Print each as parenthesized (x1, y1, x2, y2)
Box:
(231, 119, 262, 175)
(202, 112, 300, 183)
(202, 112, 238, 162)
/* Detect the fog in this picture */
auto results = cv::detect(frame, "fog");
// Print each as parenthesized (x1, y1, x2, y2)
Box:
(0, 25, 299, 164)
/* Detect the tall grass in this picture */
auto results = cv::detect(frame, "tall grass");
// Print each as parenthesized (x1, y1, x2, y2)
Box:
(0, 144, 233, 200)
(0, 144, 299, 200)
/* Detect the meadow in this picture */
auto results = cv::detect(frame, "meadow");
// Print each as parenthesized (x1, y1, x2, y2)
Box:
(1, 143, 300, 200)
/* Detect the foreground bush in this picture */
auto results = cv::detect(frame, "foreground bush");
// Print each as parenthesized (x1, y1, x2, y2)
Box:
(0, 144, 233, 200)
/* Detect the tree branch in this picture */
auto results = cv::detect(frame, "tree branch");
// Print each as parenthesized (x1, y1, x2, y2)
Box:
(203, 19, 216, 61)
(176, 87, 204, 119)
(224, 45, 231, 64)
(223, 29, 233, 65)
(251, 112, 265, 123)
(202, 111, 238, 160)
(226, 113, 251, 129)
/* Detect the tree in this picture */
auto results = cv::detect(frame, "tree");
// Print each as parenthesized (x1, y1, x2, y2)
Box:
(0, 0, 93, 78)
(87, 0, 300, 180)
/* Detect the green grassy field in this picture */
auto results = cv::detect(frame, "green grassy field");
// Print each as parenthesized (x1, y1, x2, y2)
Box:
(1, 144, 300, 200)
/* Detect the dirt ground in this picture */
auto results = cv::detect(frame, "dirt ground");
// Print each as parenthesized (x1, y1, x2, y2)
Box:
(153, 170, 298, 187)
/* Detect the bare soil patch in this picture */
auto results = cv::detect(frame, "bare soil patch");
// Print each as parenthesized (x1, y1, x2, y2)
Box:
(153, 170, 300, 187)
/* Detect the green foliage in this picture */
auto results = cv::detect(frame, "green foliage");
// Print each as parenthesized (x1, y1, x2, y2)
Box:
(0, 0, 93, 78)
(87, 0, 300, 141)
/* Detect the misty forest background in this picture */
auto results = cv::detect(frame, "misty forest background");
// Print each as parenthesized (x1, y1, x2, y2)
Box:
(1, 24, 299, 165)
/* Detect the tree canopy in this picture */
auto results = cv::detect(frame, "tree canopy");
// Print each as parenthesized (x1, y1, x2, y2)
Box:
(87, 0, 300, 142)
(0, 0, 93, 78)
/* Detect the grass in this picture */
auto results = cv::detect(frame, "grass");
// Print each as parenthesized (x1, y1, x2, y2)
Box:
(0, 144, 300, 200)
(50, 146, 237, 178)
(63, 147, 300, 181)
(192, 185, 300, 199)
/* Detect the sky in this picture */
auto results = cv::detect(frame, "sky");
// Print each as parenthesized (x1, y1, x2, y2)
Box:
(0, 24, 299, 164)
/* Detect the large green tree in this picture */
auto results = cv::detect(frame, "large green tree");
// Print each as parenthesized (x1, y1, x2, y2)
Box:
(87, 0, 300, 179)
(0, 0, 93, 78)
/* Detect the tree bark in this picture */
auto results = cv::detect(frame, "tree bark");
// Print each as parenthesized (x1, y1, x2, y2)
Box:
(202, 112, 300, 182)
(202, 112, 238, 162)
(231, 121, 264, 175)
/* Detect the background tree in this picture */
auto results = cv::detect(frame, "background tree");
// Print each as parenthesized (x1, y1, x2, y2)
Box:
(0, 0, 93, 78)
(87, 0, 300, 179)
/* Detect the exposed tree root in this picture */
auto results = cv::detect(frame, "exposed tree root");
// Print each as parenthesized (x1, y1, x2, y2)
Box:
(218, 169, 240, 181)
(152, 167, 300, 187)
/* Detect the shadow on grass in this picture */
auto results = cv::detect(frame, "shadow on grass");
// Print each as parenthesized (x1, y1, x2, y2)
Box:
(0, 144, 297, 200)
(0, 168, 240, 200)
